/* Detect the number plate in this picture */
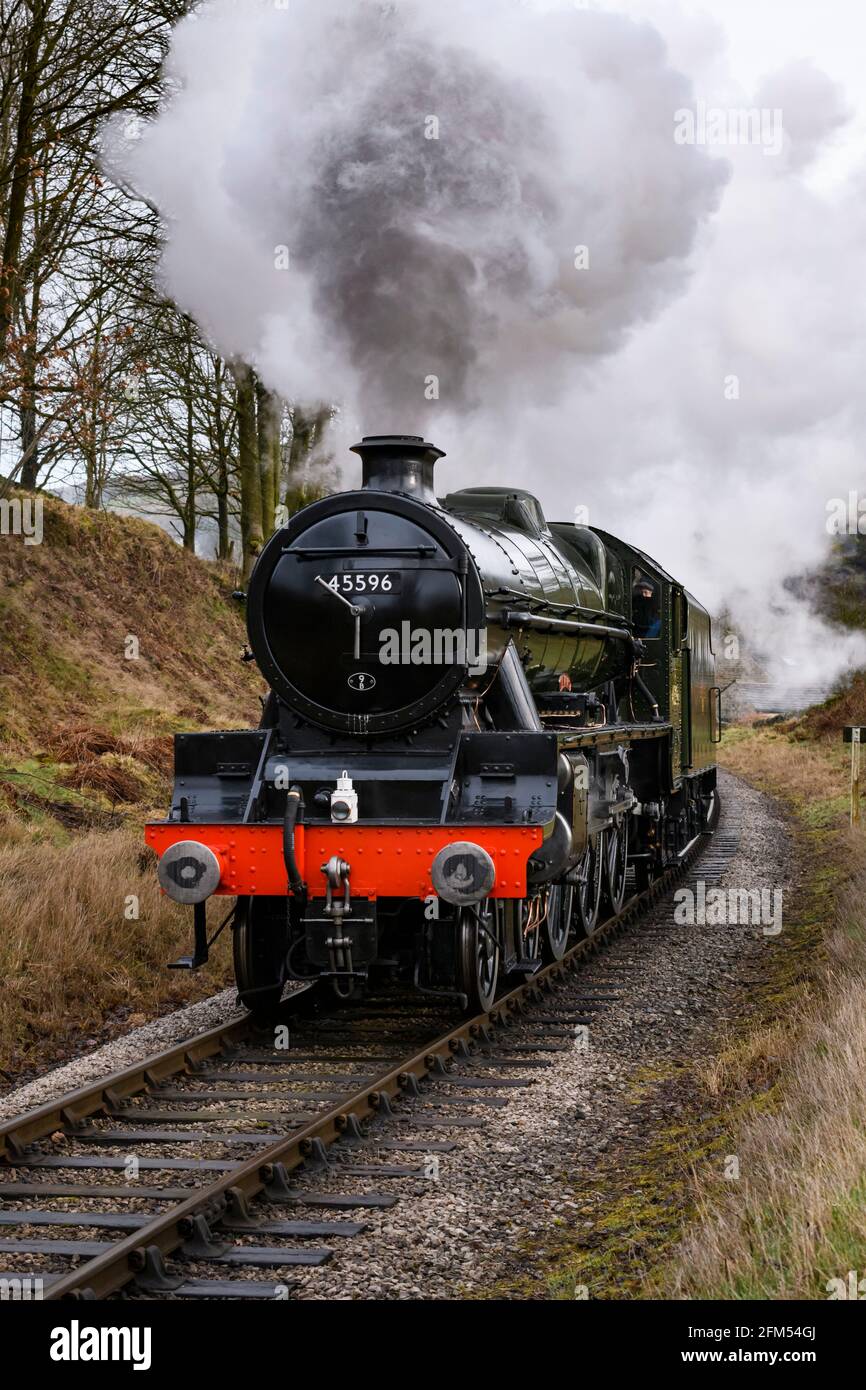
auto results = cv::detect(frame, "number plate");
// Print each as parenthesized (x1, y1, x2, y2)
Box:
(319, 572, 401, 595)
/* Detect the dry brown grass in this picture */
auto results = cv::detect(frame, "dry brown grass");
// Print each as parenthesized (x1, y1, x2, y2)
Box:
(0, 492, 264, 753)
(0, 775, 122, 833)
(0, 826, 233, 1074)
(0, 501, 259, 1075)
(60, 753, 149, 806)
(720, 724, 847, 805)
(47, 724, 173, 775)
(662, 729, 866, 1299)
(701, 1014, 802, 1101)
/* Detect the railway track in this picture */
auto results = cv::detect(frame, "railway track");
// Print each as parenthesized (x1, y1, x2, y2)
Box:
(0, 799, 733, 1301)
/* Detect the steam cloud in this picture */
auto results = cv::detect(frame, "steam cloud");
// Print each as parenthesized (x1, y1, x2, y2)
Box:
(511, 44, 866, 694)
(114, 0, 866, 697)
(116, 0, 726, 427)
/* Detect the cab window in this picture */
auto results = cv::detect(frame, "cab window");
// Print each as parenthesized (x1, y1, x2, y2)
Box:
(632, 570, 661, 639)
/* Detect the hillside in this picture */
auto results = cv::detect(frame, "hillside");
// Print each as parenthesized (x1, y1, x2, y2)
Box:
(795, 670, 866, 740)
(794, 533, 866, 634)
(786, 533, 866, 735)
(0, 494, 263, 759)
(0, 495, 265, 1077)
(794, 537, 866, 738)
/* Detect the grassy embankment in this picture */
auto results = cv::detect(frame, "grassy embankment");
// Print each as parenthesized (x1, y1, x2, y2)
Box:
(0, 496, 264, 1077)
(480, 679, 866, 1300)
(680, 552, 866, 1296)
(667, 698, 866, 1298)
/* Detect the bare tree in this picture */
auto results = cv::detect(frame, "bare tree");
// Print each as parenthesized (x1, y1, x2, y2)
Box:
(0, 0, 336, 567)
(198, 351, 237, 562)
(0, 0, 187, 490)
(112, 308, 240, 552)
(230, 361, 263, 580)
(284, 404, 335, 513)
(256, 378, 280, 540)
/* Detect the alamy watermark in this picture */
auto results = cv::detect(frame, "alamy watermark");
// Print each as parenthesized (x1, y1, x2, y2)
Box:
(826, 492, 866, 535)
(826, 1271, 866, 1300)
(674, 882, 783, 936)
(674, 102, 784, 157)
(0, 1275, 44, 1300)
(0, 496, 43, 545)
(379, 623, 487, 676)
(50, 1321, 151, 1370)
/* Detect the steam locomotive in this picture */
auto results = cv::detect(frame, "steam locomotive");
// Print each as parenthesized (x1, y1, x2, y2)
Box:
(146, 436, 720, 1016)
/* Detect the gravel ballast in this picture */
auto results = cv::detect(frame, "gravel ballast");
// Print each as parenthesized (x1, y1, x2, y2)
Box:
(0, 990, 245, 1121)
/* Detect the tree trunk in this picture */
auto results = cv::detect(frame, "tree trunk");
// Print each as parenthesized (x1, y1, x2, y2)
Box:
(0, 2, 47, 368)
(83, 442, 100, 507)
(272, 413, 283, 518)
(232, 362, 263, 580)
(285, 406, 330, 510)
(216, 484, 230, 561)
(183, 333, 196, 551)
(213, 359, 232, 561)
(19, 398, 38, 488)
(255, 378, 279, 539)
(18, 276, 41, 487)
(83, 334, 101, 508)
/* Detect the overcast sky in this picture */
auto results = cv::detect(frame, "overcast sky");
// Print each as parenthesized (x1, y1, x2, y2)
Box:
(619, 0, 866, 184)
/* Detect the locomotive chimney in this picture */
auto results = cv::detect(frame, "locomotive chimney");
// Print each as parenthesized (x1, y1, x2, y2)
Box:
(351, 435, 445, 507)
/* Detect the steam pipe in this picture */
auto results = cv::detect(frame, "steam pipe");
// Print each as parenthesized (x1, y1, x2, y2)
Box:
(634, 670, 662, 720)
(498, 609, 635, 645)
(283, 785, 306, 900)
